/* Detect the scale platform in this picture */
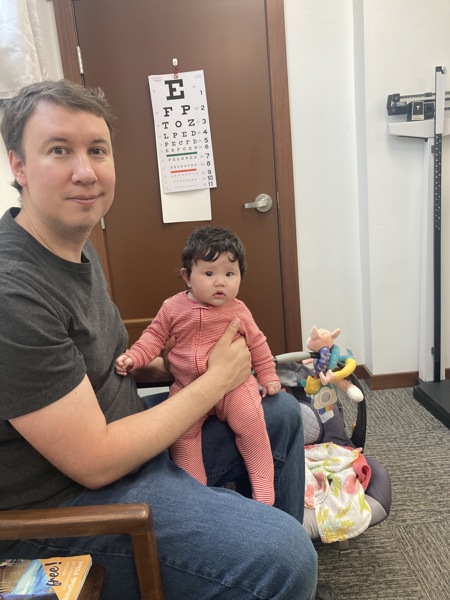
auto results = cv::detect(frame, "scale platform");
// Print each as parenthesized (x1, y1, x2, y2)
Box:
(413, 380, 450, 428)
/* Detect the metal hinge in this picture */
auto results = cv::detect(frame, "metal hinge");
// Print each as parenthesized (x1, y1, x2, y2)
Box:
(77, 46, 84, 75)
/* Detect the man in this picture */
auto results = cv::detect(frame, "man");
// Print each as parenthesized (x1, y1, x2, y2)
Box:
(0, 80, 321, 599)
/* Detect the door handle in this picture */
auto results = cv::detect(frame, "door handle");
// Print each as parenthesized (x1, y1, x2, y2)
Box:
(243, 193, 273, 213)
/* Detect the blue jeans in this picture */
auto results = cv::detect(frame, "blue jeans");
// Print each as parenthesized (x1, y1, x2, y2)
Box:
(2, 392, 317, 599)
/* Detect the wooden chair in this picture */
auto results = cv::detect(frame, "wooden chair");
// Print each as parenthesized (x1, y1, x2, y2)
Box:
(0, 503, 164, 600)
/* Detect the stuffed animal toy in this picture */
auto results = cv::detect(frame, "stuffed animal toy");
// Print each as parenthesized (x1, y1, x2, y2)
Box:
(301, 325, 363, 402)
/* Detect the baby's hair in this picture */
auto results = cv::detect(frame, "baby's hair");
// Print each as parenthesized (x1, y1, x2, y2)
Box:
(181, 226, 247, 279)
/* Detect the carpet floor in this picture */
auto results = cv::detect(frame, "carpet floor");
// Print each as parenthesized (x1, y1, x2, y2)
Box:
(315, 382, 450, 600)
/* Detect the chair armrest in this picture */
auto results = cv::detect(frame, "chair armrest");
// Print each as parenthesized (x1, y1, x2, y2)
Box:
(0, 503, 164, 600)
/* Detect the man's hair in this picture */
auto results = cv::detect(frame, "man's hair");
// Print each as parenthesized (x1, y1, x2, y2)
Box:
(1, 79, 116, 192)
(181, 226, 247, 278)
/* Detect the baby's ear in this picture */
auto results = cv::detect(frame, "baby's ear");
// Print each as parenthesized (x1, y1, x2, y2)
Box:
(180, 268, 190, 285)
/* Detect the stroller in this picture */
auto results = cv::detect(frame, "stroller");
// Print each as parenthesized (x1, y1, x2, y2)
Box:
(275, 351, 392, 549)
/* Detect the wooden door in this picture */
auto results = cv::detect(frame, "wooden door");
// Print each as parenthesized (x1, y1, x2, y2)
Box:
(53, 0, 301, 354)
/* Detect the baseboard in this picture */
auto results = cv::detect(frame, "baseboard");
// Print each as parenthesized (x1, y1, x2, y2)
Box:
(356, 365, 450, 390)
(358, 367, 419, 390)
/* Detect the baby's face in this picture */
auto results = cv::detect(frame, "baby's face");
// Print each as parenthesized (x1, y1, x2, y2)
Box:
(186, 253, 241, 307)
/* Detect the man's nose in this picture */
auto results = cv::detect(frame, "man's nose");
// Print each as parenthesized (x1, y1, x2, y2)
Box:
(72, 154, 97, 184)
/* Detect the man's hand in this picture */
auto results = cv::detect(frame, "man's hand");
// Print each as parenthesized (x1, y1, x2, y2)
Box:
(207, 319, 251, 396)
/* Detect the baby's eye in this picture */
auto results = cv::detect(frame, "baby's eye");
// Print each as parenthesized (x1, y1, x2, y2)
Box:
(205, 271, 213, 277)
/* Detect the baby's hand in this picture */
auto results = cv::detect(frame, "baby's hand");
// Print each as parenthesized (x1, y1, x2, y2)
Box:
(261, 380, 282, 397)
(115, 353, 134, 376)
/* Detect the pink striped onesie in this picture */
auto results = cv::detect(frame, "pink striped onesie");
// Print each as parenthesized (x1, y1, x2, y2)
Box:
(126, 290, 278, 505)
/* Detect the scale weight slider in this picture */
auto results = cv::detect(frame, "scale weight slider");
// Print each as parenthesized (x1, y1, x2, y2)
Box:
(407, 100, 435, 121)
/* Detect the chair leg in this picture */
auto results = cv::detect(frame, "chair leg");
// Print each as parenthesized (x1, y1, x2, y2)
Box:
(132, 527, 164, 600)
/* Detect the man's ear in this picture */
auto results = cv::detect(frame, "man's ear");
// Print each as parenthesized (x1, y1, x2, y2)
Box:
(180, 268, 190, 286)
(9, 151, 27, 188)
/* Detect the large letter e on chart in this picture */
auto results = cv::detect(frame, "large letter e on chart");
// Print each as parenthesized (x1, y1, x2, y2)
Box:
(165, 79, 185, 100)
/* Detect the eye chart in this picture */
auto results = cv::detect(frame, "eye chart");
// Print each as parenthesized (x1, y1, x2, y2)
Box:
(149, 70, 217, 195)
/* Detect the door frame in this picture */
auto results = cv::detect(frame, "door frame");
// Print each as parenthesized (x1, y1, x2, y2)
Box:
(52, 0, 302, 352)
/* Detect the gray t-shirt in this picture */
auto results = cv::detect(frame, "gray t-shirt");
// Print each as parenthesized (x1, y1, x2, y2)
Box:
(0, 208, 145, 512)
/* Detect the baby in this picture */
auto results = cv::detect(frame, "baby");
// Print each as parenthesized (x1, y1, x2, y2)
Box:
(116, 226, 280, 504)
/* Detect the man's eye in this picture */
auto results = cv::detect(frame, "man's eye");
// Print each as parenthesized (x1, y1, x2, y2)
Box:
(50, 147, 67, 155)
(90, 147, 107, 156)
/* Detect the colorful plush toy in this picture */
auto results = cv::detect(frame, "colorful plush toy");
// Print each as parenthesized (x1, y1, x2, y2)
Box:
(301, 325, 363, 402)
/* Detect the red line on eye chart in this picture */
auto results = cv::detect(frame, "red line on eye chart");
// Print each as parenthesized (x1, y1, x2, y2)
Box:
(168, 151, 198, 174)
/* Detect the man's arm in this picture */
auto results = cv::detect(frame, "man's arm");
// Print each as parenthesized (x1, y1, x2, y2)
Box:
(10, 320, 250, 489)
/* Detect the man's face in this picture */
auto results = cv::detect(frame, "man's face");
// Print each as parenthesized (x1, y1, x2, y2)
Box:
(11, 101, 116, 242)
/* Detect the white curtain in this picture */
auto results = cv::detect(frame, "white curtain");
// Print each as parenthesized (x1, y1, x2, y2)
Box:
(0, 0, 48, 99)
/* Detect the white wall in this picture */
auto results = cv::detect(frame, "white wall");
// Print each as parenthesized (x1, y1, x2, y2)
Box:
(284, 1, 364, 364)
(285, 0, 450, 376)
(2, 0, 449, 377)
